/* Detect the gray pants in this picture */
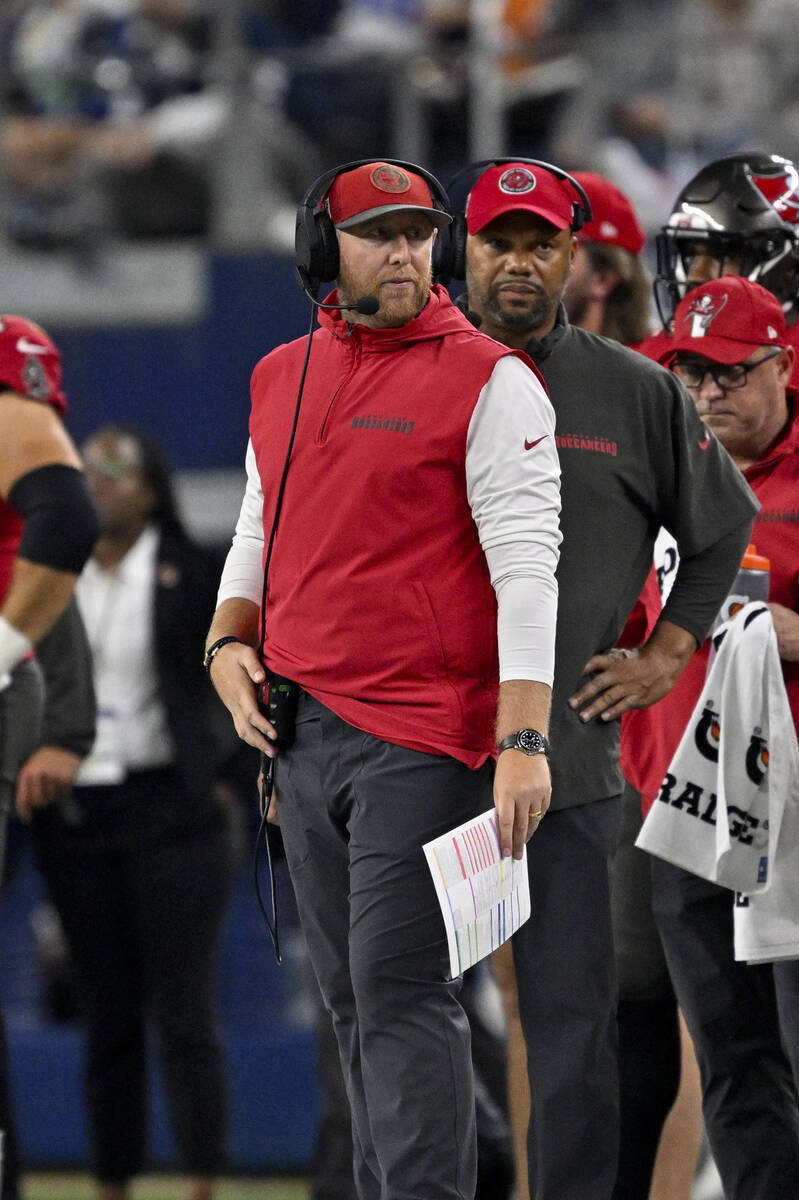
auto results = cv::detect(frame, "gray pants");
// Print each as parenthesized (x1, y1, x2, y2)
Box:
(610, 786, 680, 1200)
(276, 693, 493, 1200)
(652, 858, 799, 1200)
(512, 794, 622, 1200)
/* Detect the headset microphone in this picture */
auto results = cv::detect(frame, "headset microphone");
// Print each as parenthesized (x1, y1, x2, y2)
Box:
(312, 293, 380, 316)
(295, 269, 379, 316)
(343, 296, 380, 315)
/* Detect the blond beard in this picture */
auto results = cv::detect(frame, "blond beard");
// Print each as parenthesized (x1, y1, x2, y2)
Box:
(337, 263, 433, 328)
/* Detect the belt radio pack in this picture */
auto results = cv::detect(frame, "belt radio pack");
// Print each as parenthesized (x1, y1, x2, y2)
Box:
(260, 669, 299, 751)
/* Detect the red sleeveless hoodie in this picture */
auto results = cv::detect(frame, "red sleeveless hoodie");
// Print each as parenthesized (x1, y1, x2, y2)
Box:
(249, 285, 536, 767)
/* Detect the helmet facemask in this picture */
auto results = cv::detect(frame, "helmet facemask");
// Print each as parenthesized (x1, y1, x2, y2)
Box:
(655, 227, 799, 327)
(654, 153, 799, 328)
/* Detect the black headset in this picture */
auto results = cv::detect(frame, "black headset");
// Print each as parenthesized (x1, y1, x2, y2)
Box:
(294, 157, 452, 297)
(437, 158, 593, 285)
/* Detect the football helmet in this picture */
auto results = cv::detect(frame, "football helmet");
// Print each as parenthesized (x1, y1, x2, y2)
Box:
(655, 152, 799, 327)
(0, 315, 66, 413)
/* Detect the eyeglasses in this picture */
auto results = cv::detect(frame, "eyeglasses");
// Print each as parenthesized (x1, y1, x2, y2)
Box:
(672, 347, 783, 392)
(85, 457, 136, 481)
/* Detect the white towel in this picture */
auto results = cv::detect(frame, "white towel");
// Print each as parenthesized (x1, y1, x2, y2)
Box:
(734, 868, 799, 963)
(637, 603, 795, 902)
(734, 711, 799, 963)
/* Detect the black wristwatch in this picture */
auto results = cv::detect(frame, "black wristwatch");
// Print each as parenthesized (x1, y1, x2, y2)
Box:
(497, 728, 550, 757)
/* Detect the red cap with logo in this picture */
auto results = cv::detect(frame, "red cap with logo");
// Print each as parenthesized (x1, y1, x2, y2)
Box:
(465, 163, 576, 234)
(664, 277, 787, 364)
(571, 171, 646, 255)
(326, 162, 451, 230)
(0, 315, 66, 414)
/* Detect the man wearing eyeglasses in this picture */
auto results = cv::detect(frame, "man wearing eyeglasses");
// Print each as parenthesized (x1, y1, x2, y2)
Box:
(635, 275, 799, 1200)
(671, 329, 790, 473)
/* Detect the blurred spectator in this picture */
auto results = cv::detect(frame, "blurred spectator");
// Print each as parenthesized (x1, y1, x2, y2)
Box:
(244, 2, 582, 179)
(265, 0, 431, 168)
(563, 169, 652, 343)
(210, 1, 338, 250)
(551, 0, 799, 235)
(0, 0, 222, 248)
(623, 0, 799, 164)
(26, 424, 234, 1200)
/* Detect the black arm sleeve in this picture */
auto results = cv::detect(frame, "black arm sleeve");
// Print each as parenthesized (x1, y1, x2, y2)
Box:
(9, 464, 99, 574)
(660, 516, 754, 646)
(34, 597, 96, 757)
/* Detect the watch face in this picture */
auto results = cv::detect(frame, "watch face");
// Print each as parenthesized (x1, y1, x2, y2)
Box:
(518, 729, 543, 753)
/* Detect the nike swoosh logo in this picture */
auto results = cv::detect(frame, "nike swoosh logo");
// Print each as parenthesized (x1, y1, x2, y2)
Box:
(698, 432, 711, 450)
(524, 435, 547, 451)
(16, 337, 47, 355)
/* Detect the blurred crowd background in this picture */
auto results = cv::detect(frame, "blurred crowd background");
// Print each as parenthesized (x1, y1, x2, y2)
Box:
(4, 0, 799, 254)
(3, 0, 799, 508)
(1, 0, 799, 1185)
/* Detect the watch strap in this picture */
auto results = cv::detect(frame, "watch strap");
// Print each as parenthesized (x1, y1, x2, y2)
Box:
(497, 729, 550, 757)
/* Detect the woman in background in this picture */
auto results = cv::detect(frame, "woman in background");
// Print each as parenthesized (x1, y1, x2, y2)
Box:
(23, 425, 234, 1200)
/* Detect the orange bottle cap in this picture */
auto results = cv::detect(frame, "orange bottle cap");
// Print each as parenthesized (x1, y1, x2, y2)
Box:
(741, 543, 770, 571)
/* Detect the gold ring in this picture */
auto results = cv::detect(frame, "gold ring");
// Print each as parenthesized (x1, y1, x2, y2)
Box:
(528, 810, 544, 819)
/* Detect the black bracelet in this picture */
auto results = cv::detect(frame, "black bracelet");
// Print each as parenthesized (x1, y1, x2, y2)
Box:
(203, 635, 244, 673)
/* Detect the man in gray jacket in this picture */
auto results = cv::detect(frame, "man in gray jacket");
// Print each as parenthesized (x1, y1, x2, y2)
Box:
(450, 159, 759, 1200)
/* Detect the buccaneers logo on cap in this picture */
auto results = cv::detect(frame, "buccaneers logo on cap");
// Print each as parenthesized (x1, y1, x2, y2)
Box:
(684, 291, 728, 338)
(499, 168, 536, 195)
(370, 165, 411, 194)
(21, 355, 50, 400)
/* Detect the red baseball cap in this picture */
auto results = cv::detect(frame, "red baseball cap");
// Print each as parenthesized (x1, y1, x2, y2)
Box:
(665, 277, 787, 364)
(571, 171, 646, 255)
(327, 162, 451, 230)
(0, 315, 66, 414)
(465, 163, 576, 234)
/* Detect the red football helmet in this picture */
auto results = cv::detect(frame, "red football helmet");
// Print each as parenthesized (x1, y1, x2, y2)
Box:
(0, 315, 66, 413)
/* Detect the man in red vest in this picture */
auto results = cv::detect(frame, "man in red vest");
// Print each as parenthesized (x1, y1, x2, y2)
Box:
(206, 160, 563, 1200)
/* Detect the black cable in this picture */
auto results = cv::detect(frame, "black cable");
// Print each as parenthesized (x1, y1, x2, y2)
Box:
(253, 303, 317, 963)
(253, 754, 281, 964)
